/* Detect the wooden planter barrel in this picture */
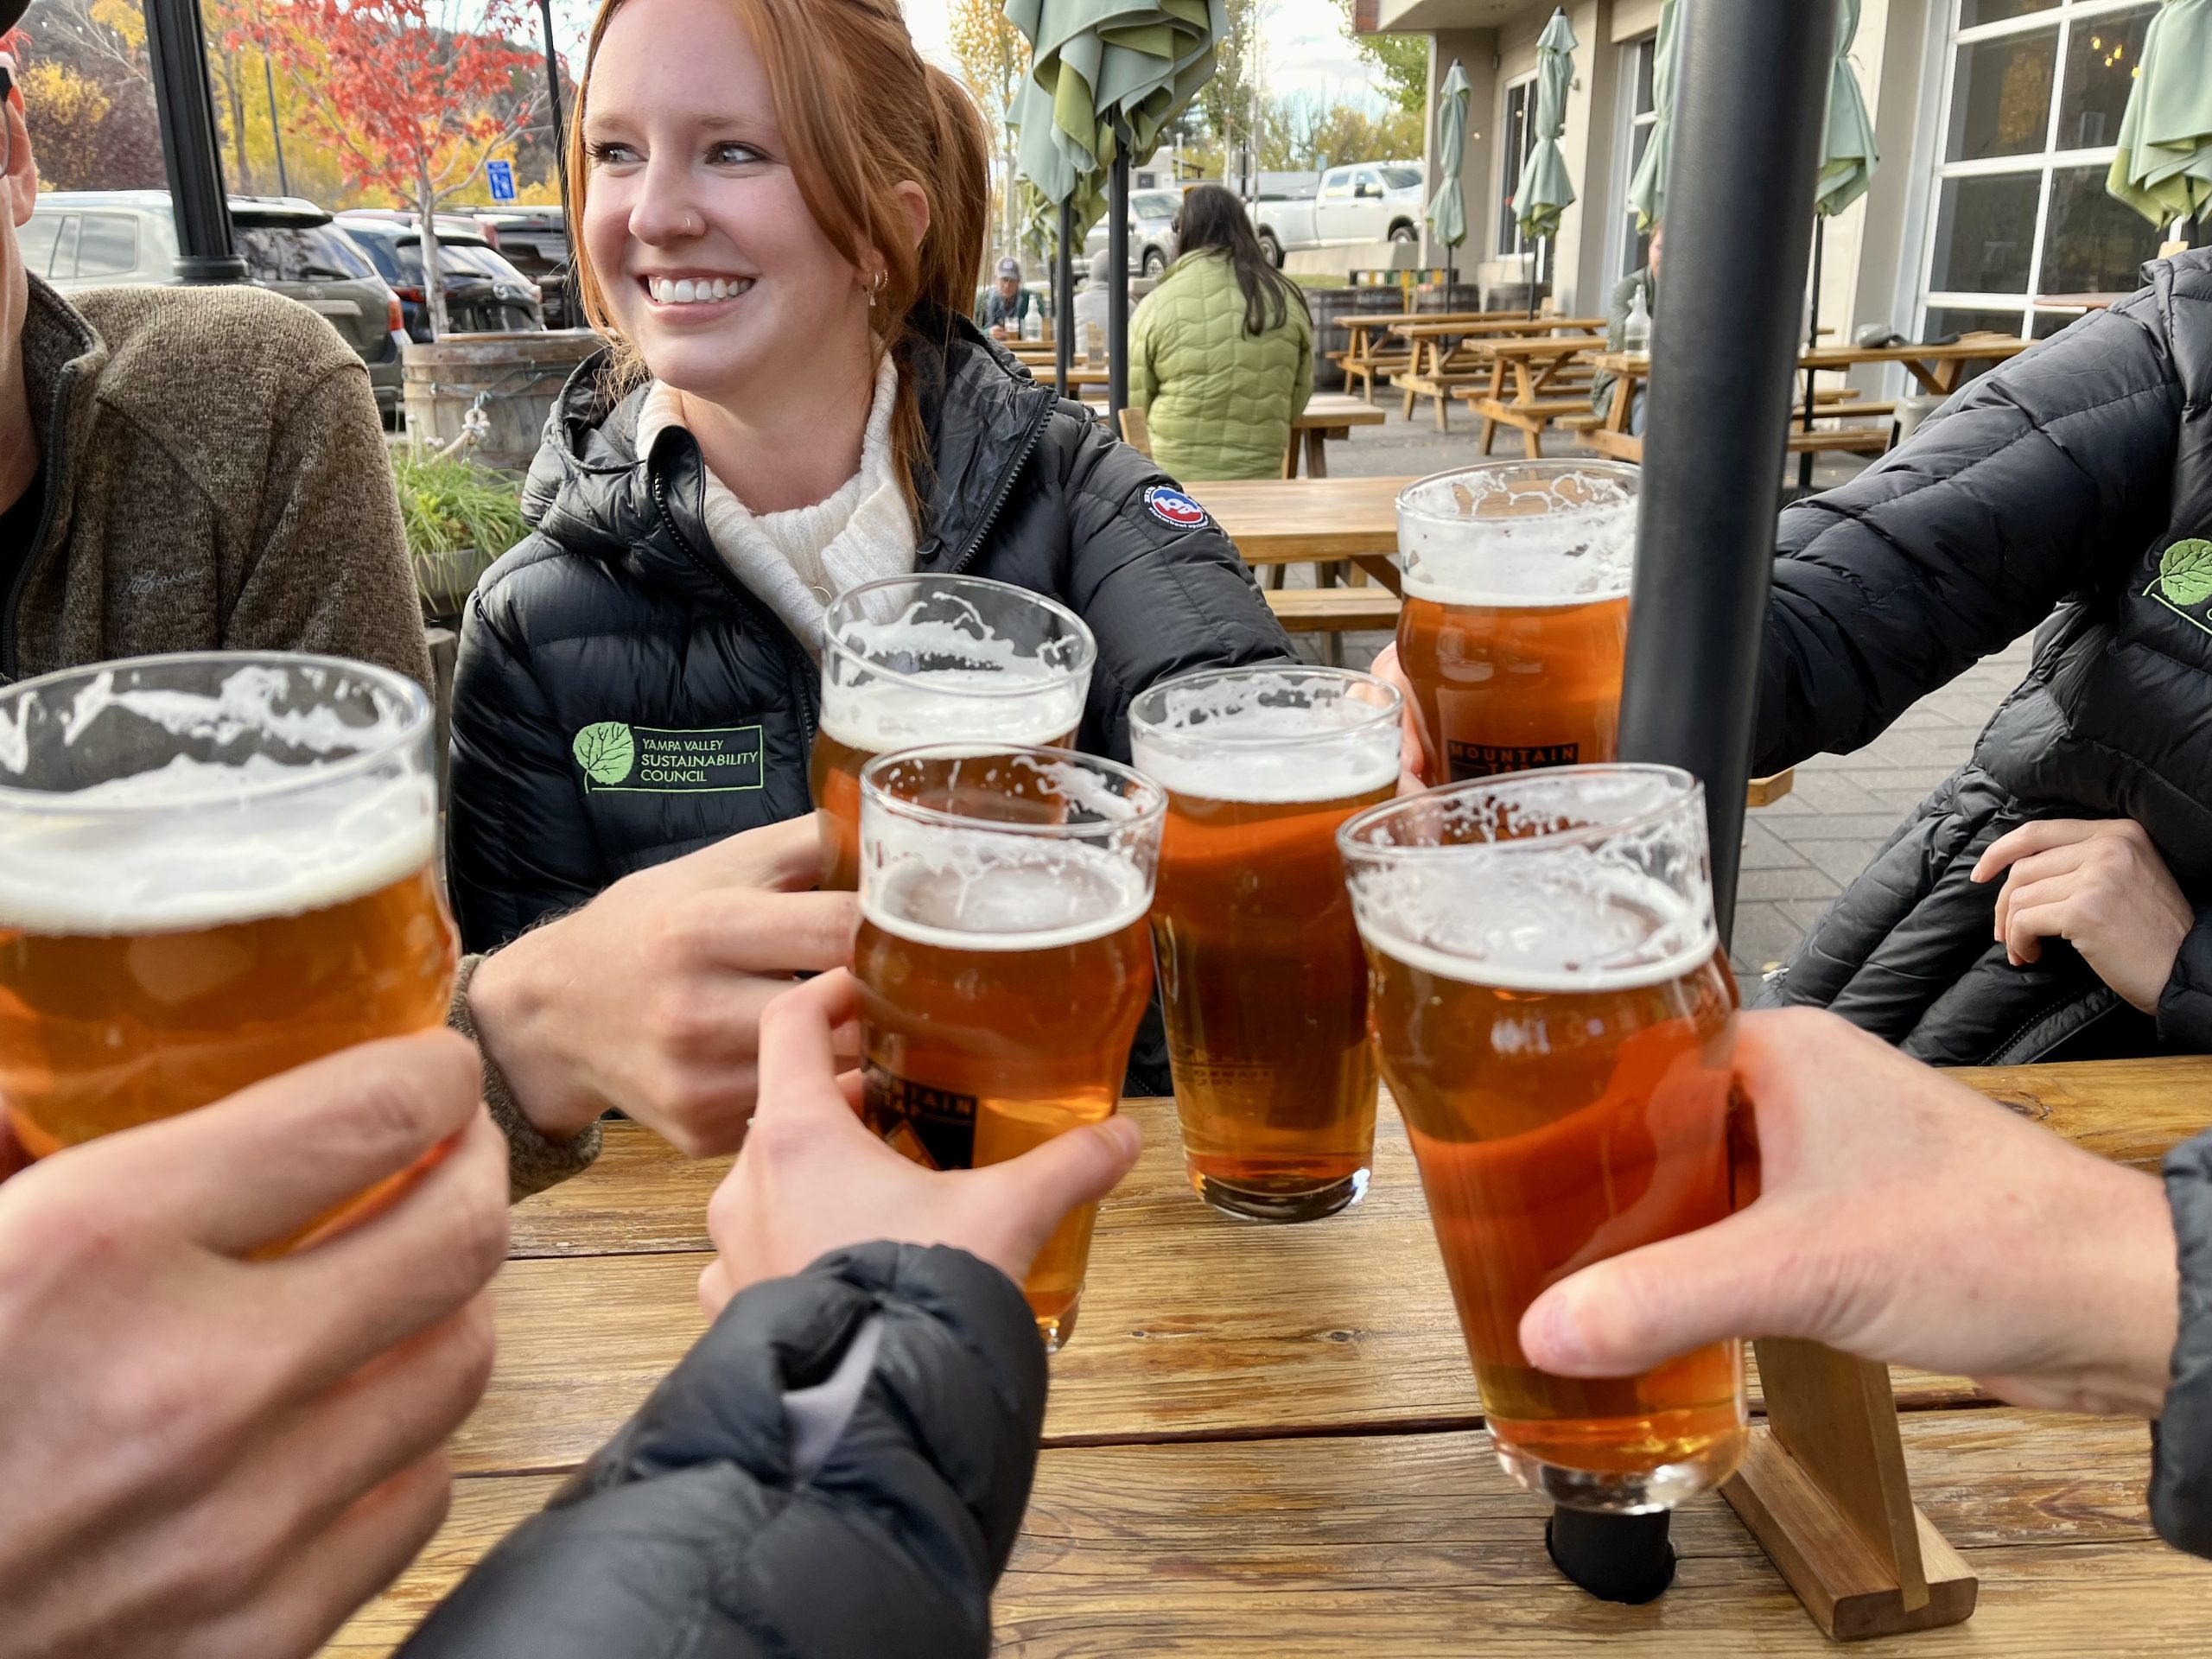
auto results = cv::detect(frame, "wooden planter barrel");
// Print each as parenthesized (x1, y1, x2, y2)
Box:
(402, 330, 602, 474)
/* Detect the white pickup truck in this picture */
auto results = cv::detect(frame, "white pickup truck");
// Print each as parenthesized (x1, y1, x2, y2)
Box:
(1249, 162, 1427, 267)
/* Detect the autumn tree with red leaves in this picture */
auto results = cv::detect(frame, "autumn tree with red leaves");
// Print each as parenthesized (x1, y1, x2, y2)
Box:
(265, 0, 545, 337)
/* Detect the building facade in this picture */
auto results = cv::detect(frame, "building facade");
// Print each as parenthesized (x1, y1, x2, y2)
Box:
(1368, 0, 2174, 362)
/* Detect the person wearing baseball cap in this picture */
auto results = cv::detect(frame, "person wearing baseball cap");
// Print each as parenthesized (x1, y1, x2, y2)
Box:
(0, 10, 426, 695)
(980, 252, 1030, 338)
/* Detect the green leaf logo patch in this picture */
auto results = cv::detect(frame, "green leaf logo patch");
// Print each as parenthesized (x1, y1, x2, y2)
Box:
(573, 721, 635, 786)
(2158, 540, 2212, 609)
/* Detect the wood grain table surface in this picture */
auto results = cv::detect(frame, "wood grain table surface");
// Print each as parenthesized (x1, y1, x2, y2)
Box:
(328, 1057, 2212, 1653)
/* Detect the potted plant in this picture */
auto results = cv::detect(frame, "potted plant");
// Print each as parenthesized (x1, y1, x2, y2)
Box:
(391, 452, 531, 630)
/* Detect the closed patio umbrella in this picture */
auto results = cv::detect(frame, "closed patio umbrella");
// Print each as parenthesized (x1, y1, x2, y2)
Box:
(1515, 10, 1577, 314)
(1007, 0, 1221, 416)
(1425, 59, 1471, 271)
(1797, 0, 1881, 487)
(1624, 0, 1680, 232)
(2107, 0, 2212, 232)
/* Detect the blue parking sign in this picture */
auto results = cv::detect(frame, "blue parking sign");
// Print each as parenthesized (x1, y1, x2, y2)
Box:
(486, 159, 516, 202)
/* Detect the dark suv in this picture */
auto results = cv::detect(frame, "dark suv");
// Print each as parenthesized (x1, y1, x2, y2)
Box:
(22, 192, 410, 421)
(477, 209, 577, 329)
(335, 213, 547, 340)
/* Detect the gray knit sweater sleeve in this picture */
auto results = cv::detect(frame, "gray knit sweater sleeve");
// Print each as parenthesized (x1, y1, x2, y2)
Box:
(447, 953, 604, 1201)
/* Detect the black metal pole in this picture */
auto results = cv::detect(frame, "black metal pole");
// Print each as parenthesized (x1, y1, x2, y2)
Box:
(1796, 215, 1825, 493)
(1056, 196, 1074, 394)
(537, 0, 568, 209)
(143, 0, 245, 283)
(1618, 0, 1840, 947)
(1109, 150, 1130, 418)
(262, 54, 289, 198)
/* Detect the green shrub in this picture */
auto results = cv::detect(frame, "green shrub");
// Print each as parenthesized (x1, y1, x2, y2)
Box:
(390, 453, 531, 620)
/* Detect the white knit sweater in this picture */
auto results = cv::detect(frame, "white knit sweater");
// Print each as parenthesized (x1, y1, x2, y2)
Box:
(635, 354, 916, 658)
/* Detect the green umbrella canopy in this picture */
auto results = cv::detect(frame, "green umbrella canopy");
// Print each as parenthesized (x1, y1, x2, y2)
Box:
(2107, 0, 2212, 227)
(1426, 59, 1471, 250)
(1625, 0, 1679, 232)
(1007, 0, 1221, 231)
(1816, 0, 1880, 218)
(1515, 9, 1578, 241)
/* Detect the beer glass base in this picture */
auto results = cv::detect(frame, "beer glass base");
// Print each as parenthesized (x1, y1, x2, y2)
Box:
(1193, 1166, 1370, 1224)
(1036, 1292, 1083, 1354)
(1492, 1434, 1745, 1516)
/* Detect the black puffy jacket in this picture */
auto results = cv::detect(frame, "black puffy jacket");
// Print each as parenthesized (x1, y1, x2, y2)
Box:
(1753, 251, 2212, 1065)
(397, 1244, 1042, 1657)
(448, 312, 1291, 953)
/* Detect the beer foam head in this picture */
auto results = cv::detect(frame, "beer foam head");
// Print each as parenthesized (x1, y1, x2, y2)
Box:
(1130, 668, 1400, 804)
(1340, 765, 1715, 992)
(861, 831, 1152, 950)
(1396, 463, 1637, 607)
(0, 758, 436, 935)
(822, 580, 1095, 753)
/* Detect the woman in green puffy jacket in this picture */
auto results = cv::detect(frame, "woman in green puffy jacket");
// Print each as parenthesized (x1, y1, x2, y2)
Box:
(1128, 184, 1313, 480)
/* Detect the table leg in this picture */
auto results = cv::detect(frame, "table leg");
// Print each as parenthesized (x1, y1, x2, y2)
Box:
(1282, 435, 1300, 479)
(1352, 555, 1403, 596)
(1306, 429, 1328, 479)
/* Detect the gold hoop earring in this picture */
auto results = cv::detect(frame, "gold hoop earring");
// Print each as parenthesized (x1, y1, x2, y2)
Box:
(868, 269, 887, 308)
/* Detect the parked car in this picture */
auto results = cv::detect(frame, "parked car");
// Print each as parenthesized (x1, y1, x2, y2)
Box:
(1083, 187, 1181, 277)
(476, 208, 577, 329)
(1248, 162, 1426, 267)
(19, 191, 410, 422)
(336, 213, 546, 340)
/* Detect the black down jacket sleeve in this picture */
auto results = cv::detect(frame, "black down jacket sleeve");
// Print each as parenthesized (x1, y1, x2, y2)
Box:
(1753, 296, 2185, 776)
(2156, 1130, 2212, 1559)
(2158, 911, 2212, 1052)
(446, 537, 613, 951)
(398, 1243, 1046, 1659)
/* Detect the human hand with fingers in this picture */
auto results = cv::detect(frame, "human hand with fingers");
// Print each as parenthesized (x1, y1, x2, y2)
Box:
(1971, 817, 2194, 1013)
(1517, 1007, 2179, 1420)
(1363, 642, 1429, 795)
(698, 968, 1141, 1315)
(0, 1030, 509, 1659)
(467, 814, 859, 1156)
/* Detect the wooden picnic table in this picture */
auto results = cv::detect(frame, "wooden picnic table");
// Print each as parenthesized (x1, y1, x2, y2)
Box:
(1798, 335, 2031, 397)
(1187, 473, 1409, 593)
(1456, 336, 1599, 457)
(1580, 353, 1896, 467)
(327, 1056, 2212, 1653)
(1389, 317, 1605, 431)
(1285, 393, 1386, 478)
(1331, 312, 1515, 403)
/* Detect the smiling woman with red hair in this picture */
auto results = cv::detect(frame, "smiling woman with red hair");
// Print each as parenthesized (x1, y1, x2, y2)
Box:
(443, 0, 1290, 1180)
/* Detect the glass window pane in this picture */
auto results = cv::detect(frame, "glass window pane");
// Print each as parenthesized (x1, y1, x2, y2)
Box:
(2057, 3, 2156, 152)
(2040, 162, 2164, 294)
(1929, 172, 2041, 294)
(74, 214, 137, 278)
(1631, 38, 1656, 119)
(1630, 121, 1652, 177)
(1926, 304, 2026, 340)
(48, 216, 79, 283)
(2031, 308, 2082, 339)
(1946, 29, 2057, 161)
(1960, 0, 2056, 24)
(16, 213, 61, 276)
(1623, 218, 1652, 280)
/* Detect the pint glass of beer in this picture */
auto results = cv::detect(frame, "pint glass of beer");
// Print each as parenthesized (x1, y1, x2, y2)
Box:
(1339, 765, 1746, 1511)
(1129, 666, 1400, 1221)
(0, 652, 456, 1243)
(1395, 461, 1637, 783)
(855, 744, 1163, 1349)
(813, 575, 1096, 890)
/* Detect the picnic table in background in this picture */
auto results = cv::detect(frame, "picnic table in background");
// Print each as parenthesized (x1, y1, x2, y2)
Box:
(1455, 336, 1603, 457)
(1389, 316, 1605, 431)
(1583, 353, 1894, 466)
(1799, 333, 2030, 397)
(1284, 393, 1386, 478)
(326, 1057, 2212, 1655)
(1331, 311, 1495, 403)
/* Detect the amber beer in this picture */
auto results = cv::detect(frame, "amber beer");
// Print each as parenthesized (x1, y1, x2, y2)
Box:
(1129, 666, 1400, 1220)
(812, 575, 1095, 890)
(1394, 462, 1637, 784)
(853, 745, 1163, 1350)
(1340, 766, 1748, 1511)
(0, 653, 456, 1245)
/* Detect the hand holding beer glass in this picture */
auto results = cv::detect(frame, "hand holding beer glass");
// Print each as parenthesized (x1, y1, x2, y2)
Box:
(1395, 461, 1637, 784)
(1339, 766, 1747, 1511)
(813, 575, 1096, 890)
(0, 653, 457, 1244)
(853, 745, 1163, 1350)
(1130, 666, 1400, 1221)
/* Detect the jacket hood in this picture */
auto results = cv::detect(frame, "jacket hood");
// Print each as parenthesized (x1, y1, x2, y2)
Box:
(518, 309, 1062, 578)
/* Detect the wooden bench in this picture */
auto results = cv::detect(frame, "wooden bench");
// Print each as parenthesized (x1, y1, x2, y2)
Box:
(1263, 586, 1402, 633)
(1783, 425, 1891, 455)
(1458, 391, 1597, 457)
